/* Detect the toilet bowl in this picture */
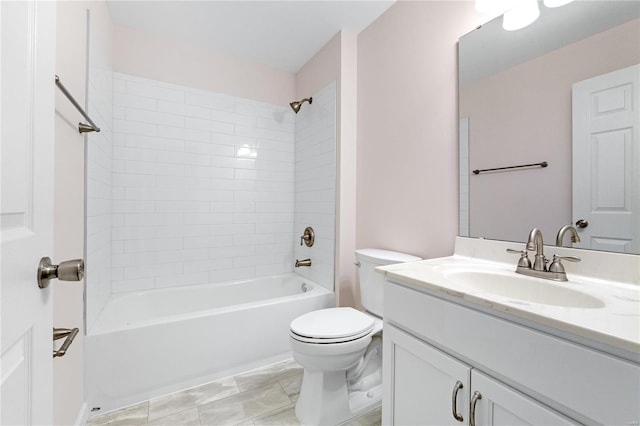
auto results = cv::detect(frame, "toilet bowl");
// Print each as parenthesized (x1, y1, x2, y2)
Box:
(289, 249, 421, 425)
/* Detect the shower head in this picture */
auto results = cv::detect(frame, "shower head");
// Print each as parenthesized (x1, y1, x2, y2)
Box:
(289, 97, 313, 114)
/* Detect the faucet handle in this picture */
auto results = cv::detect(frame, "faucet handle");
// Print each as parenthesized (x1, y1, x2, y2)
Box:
(506, 248, 532, 268)
(506, 248, 525, 254)
(299, 227, 315, 247)
(548, 254, 581, 274)
(553, 255, 581, 262)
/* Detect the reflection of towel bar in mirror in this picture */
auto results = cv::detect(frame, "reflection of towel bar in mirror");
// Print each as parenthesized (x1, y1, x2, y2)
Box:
(473, 161, 547, 175)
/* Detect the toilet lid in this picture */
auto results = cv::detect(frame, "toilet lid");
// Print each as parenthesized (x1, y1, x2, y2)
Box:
(290, 307, 375, 340)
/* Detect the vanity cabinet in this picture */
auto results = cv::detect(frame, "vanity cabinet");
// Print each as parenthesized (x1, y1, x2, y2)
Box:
(470, 369, 574, 426)
(382, 279, 640, 426)
(384, 324, 575, 425)
(386, 324, 470, 425)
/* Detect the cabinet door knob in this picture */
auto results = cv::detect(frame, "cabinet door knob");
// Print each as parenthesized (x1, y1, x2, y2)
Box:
(451, 380, 464, 422)
(470, 391, 482, 426)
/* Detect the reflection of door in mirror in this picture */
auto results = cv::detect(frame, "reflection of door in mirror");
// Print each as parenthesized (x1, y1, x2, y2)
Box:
(572, 64, 640, 254)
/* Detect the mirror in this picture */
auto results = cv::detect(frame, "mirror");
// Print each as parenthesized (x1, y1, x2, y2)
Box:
(458, 1, 640, 254)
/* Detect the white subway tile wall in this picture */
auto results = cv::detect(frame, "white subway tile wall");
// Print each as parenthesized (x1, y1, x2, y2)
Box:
(86, 22, 114, 331)
(87, 73, 336, 316)
(110, 73, 297, 291)
(294, 82, 337, 290)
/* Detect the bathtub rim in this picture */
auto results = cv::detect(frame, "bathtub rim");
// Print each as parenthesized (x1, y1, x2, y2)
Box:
(88, 273, 333, 336)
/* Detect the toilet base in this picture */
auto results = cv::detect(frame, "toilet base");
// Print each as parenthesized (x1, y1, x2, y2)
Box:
(295, 370, 381, 426)
(347, 384, 382, 419)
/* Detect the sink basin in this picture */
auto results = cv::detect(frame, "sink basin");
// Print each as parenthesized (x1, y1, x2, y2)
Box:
(443, 269, 605, 309)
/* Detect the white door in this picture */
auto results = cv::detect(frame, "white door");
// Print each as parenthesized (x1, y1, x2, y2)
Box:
(383, 325, 470, 426)
(572, 64, 640, 253)
(470, 370, 576, 426)
(1, 1, 57, 424)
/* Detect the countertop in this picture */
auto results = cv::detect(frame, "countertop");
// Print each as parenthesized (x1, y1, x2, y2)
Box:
(377, 255, 640, 357)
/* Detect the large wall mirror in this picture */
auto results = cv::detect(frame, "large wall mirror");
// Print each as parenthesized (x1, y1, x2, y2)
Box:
(458, 1, 640, 254)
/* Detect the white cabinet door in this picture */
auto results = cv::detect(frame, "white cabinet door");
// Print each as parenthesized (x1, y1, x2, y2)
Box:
(470, 370, 576, 426)
(383, 325, 470, 426)
(1, 1, 56, 424)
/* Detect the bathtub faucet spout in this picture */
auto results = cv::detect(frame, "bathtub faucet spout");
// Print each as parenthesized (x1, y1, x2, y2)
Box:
(295, 259, 312, 267)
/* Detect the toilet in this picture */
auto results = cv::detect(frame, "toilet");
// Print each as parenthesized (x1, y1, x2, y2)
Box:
(289, 248, 421, 425)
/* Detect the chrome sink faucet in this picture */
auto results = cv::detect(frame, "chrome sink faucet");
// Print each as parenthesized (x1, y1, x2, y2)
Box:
(508, 228, 581, 282)
(526, 228, 546, 271)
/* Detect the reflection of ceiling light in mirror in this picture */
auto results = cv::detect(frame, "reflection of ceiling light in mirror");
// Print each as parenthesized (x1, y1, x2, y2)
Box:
(237, 145, 257, 158)
(502, 0, 540, 31)
(543, 0, 574, 7)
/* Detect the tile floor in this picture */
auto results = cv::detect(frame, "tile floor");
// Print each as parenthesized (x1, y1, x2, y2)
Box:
(86, 359, 382, 426)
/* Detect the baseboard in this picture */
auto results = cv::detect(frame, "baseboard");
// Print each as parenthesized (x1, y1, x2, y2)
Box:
(73, 402, 89, 426)
(86, 352, 294, 416)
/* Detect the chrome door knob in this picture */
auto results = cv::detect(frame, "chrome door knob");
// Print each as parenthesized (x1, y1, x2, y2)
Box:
(37, 257, 84, 289)
(575, 219, 589, 229)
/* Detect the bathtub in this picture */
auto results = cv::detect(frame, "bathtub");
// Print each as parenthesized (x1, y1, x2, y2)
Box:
(85, 273, 333, 412)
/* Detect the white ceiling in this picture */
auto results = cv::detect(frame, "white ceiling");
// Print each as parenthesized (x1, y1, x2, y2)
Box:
(107, 1, 395, 73)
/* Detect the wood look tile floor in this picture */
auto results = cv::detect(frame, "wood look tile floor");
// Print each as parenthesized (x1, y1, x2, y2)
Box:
(86, 359, 382, 426)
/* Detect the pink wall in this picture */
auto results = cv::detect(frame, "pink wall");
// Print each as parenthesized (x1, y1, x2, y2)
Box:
(357, 1, 489, 260)
(461, 18, 640, 243)
(296, 32, 341, 97)
(112, 25, 295, 106)
(295, 31, 359, 307)
(337, 32, 358, 307)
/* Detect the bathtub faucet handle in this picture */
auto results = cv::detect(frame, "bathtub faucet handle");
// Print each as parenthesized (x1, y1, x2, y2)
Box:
(299, 227, 315, 247)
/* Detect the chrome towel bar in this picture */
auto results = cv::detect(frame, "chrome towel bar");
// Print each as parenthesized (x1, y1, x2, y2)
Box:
(53, 327, 79, 358)
(55, 75, 100, 133)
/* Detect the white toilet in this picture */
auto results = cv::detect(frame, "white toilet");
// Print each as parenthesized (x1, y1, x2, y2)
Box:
(289, 248, 421, 425)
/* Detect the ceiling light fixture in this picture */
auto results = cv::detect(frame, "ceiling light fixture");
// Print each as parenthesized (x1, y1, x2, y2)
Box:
(502, 0, 540, 31)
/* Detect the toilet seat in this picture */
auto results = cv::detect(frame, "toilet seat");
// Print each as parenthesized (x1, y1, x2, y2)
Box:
(290, 307, 375, 344)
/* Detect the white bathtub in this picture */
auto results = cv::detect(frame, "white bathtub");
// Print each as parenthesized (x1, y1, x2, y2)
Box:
(85, 273, 333, 412)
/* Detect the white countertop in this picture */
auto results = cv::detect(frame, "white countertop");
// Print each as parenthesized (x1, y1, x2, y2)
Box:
(378, 254, 640, 356)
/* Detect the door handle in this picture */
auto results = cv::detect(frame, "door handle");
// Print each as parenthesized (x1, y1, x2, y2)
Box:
(37, 257, 84, 289)
(575, 219, 589, 229)
(53, 328, 79, 358)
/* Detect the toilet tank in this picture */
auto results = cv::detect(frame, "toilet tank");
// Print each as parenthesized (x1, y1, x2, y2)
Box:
(355, 249, 421, 317)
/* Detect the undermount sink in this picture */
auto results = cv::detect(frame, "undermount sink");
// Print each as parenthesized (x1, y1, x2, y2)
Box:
(442, 269, 605, 309)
